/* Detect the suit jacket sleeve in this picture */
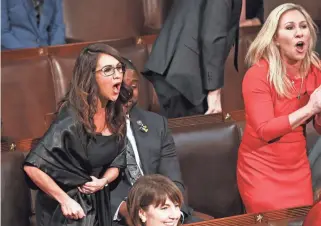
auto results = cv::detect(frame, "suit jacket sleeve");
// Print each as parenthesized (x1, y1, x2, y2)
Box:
(49, 0, 65, 45)
(200, 0, 231, 91)
(158, 116, 192, 216)
(1, 0, 24, 49)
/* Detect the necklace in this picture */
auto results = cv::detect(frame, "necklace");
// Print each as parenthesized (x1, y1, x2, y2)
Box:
(291, 76, 304, 99)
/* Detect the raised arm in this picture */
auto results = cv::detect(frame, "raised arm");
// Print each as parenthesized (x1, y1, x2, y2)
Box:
(243, 67, 320, 142)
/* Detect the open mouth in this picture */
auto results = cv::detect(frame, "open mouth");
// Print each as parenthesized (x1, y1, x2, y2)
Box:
(295, 41, 305, 52)
(113, 82, 121, 93)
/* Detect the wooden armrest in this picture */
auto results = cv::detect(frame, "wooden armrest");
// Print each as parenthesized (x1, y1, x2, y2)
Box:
(193, 211, 214, 220)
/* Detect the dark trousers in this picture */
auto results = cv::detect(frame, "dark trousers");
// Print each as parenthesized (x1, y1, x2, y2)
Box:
(150, 73, 206, 118)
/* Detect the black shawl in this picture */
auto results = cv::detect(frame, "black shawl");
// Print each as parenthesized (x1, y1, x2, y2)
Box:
(24, 106, 126, 226)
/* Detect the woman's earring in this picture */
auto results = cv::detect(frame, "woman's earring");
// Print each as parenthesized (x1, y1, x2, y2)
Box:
(139, 209, 147, 223)
(139, 214, 146, 223)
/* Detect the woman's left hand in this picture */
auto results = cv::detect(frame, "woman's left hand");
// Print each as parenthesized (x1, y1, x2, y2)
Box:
(78, 176, 106, 194)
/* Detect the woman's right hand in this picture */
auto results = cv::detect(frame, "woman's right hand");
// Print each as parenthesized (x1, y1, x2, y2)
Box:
(60, 197, 86, 220)
(307, 85, 321, 115)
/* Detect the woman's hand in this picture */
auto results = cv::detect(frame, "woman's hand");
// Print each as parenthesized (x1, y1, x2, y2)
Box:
(60, 197, 86, 220)
(78, 176, 107, 194)
(307, 85, 321, 115)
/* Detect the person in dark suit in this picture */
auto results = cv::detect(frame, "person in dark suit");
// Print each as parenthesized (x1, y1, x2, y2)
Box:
(1, 0, 65, 50)
(110, 59, 198, 226)
(143, 0, 242, 118)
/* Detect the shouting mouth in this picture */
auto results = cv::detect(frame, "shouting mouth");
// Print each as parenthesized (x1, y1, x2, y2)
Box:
(295, 41, 305, 53)
(113, 82, 121, 94)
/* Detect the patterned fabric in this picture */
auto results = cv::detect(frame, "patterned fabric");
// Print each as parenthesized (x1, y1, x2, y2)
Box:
(126, 138, 142, 185)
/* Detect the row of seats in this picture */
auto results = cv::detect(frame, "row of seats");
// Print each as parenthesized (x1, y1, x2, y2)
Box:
(1, 38, 156, 141)
(1, 25, 263, 142)
(61, 0, 174, 43)
(1, 114, 243, 226)
(2, 109, 319, 226)
(59, 0, 321, 44)
(3, 19, 321, 142)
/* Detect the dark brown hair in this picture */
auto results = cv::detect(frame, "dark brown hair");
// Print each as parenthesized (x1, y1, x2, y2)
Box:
(127, 174, 183, 226)
(59, 43, 132, 146)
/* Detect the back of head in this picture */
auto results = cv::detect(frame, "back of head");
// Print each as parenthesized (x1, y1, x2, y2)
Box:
(127, 174, 183, 226)
(246, 3, 320, 98)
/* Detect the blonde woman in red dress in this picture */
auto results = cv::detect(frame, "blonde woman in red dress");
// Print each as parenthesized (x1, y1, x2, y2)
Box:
(237, 3, 321, 213)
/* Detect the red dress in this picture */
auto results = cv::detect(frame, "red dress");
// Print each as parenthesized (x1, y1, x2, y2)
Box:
(237, 59, 321, 213)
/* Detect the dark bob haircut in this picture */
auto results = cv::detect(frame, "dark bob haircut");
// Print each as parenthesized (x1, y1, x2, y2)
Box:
(127, 174, 183, 226)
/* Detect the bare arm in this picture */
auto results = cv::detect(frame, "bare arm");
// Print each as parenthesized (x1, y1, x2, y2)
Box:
(101, 167, 120, 185)
(24, 166, 85, 219)
(243, 68, 321, 142)
(79, 167, 120, 194)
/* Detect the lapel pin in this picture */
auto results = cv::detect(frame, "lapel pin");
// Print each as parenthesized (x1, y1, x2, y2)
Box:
(137, 120, 148, 133)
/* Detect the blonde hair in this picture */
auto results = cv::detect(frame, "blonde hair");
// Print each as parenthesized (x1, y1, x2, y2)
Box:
(246, 3, 321, 98)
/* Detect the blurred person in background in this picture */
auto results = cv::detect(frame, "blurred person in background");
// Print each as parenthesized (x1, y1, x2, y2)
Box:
(1, 0, 65, 50)
(143, 0, 242, 118)
(239, 0, 264, 27)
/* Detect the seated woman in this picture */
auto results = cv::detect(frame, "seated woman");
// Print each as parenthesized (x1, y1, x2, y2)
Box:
(127, 174, 183, 226)
(237, 3, 321, 213)
(23, 43, 132, 226)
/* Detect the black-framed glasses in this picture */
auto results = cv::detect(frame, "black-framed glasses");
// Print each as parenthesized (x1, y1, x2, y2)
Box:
(95, 63, 126, 77)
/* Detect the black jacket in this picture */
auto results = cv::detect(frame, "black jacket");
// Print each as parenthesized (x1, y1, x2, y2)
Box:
(143, 0, 242, 106)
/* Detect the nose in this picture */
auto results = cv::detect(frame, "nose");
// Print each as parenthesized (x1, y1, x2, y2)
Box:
(112, 70, 123, 80)
(168, 207, 181, 220)
(295, 27, 303, 38)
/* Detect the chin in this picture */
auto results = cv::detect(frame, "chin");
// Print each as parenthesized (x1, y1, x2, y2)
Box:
(109, 95, 119, 102)
(286, 55, 305, 63)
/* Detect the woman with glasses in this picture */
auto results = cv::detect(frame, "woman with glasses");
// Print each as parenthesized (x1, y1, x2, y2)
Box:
(23, 43, 132, 226)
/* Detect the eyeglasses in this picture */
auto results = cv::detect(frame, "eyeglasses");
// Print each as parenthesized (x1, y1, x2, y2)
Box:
(95, 64, 126, 77)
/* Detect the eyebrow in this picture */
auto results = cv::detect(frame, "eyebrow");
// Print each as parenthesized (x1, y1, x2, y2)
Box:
(284, 20, 307, 26)
(99, 63, 121, 68)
